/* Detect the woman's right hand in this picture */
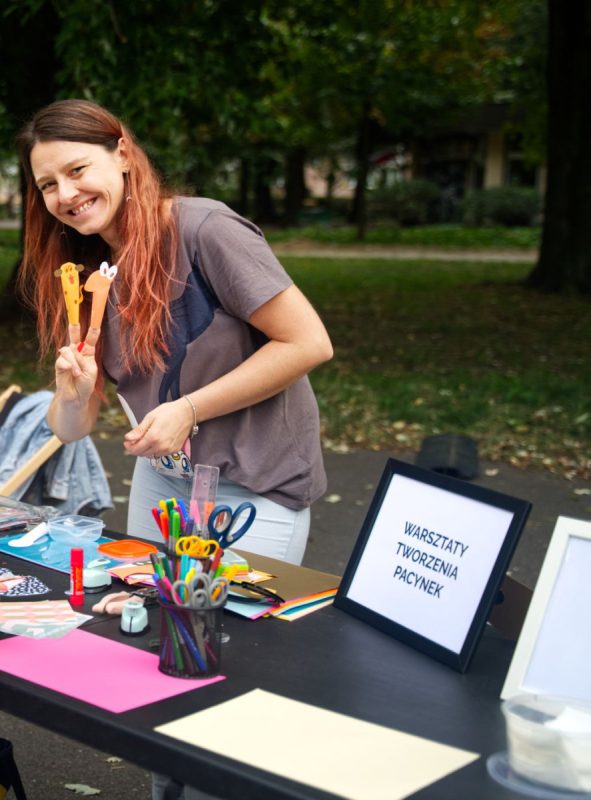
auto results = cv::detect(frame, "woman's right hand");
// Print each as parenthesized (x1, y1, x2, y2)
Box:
(55, 323, 101, 404)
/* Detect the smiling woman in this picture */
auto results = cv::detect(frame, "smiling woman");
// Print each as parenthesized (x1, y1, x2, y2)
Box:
(30, 140, 128, 247)
(15, 98, 333, 572)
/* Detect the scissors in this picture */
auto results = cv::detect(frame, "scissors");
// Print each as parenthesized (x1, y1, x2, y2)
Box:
(207, 501, 256, 548)
(171, 573, 229, 608)
(175, 536, 220, 559)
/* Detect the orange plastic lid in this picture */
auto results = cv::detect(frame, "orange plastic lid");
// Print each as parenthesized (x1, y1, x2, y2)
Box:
(97, 539, 158, 560)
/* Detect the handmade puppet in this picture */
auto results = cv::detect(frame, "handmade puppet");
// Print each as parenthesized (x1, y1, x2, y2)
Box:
(54, 262, 84, 325)
(84, 261, 118, 329)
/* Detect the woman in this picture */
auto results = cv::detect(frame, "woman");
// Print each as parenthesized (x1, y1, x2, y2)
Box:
(16, 99, 333, 567)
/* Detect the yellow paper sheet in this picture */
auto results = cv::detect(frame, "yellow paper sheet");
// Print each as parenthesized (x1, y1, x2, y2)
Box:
(155, 689, 479, 800)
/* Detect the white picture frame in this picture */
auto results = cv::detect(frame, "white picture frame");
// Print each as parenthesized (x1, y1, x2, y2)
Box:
(501, 516, 591, 701)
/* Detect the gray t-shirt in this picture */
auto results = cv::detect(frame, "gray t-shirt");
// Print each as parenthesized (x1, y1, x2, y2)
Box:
(102, 197, 327, 509)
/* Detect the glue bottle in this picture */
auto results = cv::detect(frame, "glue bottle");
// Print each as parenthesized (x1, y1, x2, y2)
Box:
(69, 548, 84, 606)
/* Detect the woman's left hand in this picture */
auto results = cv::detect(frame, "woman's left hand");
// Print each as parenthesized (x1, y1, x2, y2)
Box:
(123, 398, 193, 458)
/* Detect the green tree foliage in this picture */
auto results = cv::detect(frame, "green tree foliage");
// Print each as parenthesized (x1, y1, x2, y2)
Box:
(0, 1, 553, 251)
(257, 0, 525, 234)
(52, 0, 278, 190)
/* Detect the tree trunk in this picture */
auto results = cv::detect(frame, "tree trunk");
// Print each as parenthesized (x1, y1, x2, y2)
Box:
(0, 172, 30, 323)
(237, 158, 250, 217)
(0, 3, 60, 318)
(527, 0, 591, 294)
(349, 111, 372, 241)
(253, 157, 278, 224)
(283, 147, 307, 226)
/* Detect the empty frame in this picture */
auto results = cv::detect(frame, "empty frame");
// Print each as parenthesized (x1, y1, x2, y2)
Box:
(501, 516, 591, 701)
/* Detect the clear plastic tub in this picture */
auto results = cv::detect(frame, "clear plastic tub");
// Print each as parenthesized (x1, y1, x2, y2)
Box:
(47, 514, 105, 546)
(498, 694, 591, 794)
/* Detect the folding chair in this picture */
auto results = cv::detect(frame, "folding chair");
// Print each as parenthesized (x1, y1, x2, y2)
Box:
(0, 385, 62, 498)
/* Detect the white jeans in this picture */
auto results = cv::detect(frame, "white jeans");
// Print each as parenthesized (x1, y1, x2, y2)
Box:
(128, 457, 310, 565)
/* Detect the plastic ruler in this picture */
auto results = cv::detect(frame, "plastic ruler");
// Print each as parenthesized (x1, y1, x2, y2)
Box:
(190, 464, 220, 533)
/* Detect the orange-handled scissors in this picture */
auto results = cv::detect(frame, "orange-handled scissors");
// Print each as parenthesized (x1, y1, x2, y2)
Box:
(175, 536, 220, 559)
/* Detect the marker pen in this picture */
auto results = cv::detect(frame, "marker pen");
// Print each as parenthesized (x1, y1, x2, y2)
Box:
(70, 548, 84, 606)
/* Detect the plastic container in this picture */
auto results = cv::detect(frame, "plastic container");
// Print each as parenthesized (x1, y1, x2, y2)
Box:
(47, 515, 105, 546)
(158, 601, 222, 678)
(496, 694, 591, 795)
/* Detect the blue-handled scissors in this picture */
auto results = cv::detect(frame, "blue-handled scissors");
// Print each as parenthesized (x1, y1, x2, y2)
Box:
(207, 501, 256, 548)
(171, 573, 229, 609)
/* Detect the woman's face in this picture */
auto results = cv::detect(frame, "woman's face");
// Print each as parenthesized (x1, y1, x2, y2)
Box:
(30, 138, 128, 249)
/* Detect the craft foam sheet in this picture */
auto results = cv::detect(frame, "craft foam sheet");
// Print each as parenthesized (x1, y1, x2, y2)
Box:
(0, 629, 224, 713)
(155, 689, 479, 800)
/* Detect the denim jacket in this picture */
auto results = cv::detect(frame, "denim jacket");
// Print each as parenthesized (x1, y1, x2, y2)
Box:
(0, 391, 112, 514)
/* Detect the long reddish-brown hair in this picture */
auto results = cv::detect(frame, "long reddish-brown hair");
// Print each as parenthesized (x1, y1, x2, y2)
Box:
(16, 98, 177, 376)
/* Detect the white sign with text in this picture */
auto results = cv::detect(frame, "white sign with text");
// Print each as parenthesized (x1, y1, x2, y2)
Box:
(347, 473, 514, 653)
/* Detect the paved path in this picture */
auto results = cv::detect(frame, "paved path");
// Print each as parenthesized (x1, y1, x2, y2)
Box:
(273, 241, 538, 262)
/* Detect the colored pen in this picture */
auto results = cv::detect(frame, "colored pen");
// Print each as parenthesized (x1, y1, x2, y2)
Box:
(155, 572, 174, 601)
(176, 498, 189, 524)
(151, 507, 163, 534)
(179, 553, 189, 581)
(171, 510, 181, 540)
(158, 552, 174, 583)
(149, 551, 165, 578)
(209, 546, 223, 576)
(163, 610, 185, 671)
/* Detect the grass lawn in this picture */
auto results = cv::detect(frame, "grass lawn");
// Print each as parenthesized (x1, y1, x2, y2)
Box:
(280, 255, 589, 480)
(267, 223, 541, 249)
(0, 227, 588, 479)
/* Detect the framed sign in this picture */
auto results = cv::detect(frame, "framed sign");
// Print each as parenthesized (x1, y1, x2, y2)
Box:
(501, 516, 591, 701)
(334, 458, 531, 672)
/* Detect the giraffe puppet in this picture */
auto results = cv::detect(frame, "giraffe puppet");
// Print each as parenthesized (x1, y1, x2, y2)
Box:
(54, 262, 84, 325)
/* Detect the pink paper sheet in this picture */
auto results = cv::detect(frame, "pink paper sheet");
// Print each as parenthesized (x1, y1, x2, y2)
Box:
(0, 629, 224, 713)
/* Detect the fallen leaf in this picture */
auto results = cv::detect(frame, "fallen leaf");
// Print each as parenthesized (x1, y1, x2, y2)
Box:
(324, 494, 342, 504)
(64, 785, 101, 796)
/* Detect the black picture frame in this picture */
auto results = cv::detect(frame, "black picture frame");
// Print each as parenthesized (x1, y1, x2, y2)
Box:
(334, 458, 531, 672)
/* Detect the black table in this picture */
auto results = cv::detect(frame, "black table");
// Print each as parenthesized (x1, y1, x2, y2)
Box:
(0, 548, 519, 799)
